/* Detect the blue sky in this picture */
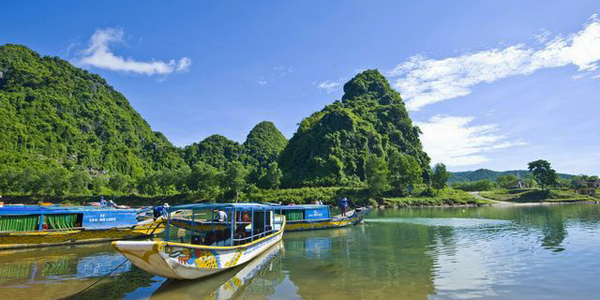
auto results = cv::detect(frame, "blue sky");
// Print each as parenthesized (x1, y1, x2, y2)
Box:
(2, 1, 600, 174)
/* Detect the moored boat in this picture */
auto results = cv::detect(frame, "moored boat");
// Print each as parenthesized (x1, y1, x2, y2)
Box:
(279, 204, 369, 231)
(112, 203, 285, 280)
(0, 205, 164, 250)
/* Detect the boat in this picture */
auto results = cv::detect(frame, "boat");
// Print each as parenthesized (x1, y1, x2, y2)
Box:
(112, 203, 285, 280)
(0, 205, 165, 250)
(278, 204, 369, 231)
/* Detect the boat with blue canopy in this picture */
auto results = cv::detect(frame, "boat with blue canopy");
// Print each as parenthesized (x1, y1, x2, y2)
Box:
(112, 203, 285, 280)
(278, 204, 369, 231)
(0, 205, 164, 250)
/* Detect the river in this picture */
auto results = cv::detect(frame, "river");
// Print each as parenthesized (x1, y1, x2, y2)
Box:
(1, 204, 599, 300)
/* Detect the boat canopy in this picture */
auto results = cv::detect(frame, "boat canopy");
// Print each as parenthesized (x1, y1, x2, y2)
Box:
(275, 205, 331, 221)
(171, 203, 277, 211)
(0, 205, 136, 216)
(276, 204, 329, 210)
(0, 205, 139, 231)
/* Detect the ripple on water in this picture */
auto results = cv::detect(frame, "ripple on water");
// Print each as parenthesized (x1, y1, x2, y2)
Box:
(366, 217, 512, 228)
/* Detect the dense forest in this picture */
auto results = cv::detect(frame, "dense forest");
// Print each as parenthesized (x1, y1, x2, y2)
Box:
(0, 44, 454, 204)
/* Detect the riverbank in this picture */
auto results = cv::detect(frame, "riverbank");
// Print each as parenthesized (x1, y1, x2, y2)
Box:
(1, 187, 490, 208)
(479, 188, 599, 203)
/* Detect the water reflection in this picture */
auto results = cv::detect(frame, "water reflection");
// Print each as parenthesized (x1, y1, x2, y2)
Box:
(150, 242, 285, 300)
(284, 225, 437, 300)
(0, 244, 131, 285)
(0, 243, 141, 300)
(2, 204, 600, 300)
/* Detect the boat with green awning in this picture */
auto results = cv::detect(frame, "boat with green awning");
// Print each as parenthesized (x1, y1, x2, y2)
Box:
(0, 205, 164, 250)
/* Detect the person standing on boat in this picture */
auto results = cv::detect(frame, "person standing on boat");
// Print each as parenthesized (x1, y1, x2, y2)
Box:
(153, 203, 170, 220)
(99, 196, 107, 207)
(339, 197, 349, 216)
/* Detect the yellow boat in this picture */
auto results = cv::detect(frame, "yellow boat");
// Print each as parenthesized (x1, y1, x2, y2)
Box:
(279, 205, 370, 231)
(0, 205, 164, 250)
(113, 203, 285, 280)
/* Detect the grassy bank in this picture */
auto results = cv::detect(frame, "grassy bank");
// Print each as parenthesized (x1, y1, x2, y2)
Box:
(480, 189, 598, 203)
(379, 188, 490, 207)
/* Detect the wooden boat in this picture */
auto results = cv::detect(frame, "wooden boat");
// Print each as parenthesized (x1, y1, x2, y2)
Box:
(0, 205, 164, 250)
(278, 204, 369, 231)
(112, 203, 285, 280)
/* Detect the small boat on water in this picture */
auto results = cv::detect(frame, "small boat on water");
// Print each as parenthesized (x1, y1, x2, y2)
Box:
(0, 205, 164, 250)
(279, 204, 369, 232)
(112, 203, 285, 280)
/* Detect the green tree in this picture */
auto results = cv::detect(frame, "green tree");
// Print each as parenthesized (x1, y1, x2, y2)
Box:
(432, 163, 450, 190)
(388, 151, 422, 195)
(70, 170, 91, 194)
(259, 162, 283, 189)
(527, 159, 558, 191)
(90, 175, 108, 195)
(188, 162, 221, 200)
(16, 167, 41, 195)
(522, 174, 537, 189)
(496, 174, 518, 189)
(108, 173, 132, 194)
(365, 154, 389, 196)
(0, 169, 18, 194)
(223, 161, 248, 202)
(39, 168, 71, 196)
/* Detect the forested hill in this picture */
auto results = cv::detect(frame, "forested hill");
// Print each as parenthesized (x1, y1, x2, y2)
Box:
(278, 69, 430, 187)
(242, 121, 287, 168)
(181, 121, 287, 170)
(449, 169, 573, 183)
(0, 45, 432, 198)
(0, 44, 186, 176)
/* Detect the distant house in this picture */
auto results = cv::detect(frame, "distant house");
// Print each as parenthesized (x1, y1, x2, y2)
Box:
(576, 179, 599, 196)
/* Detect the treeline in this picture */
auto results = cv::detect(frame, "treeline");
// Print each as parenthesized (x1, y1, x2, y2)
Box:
(452, 160, 596, 192)
(0, 159, 453, 203)
(0, 161, 281, 199)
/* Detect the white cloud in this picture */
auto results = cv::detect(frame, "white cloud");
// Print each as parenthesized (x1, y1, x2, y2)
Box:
(317, 80, 343, 93)
(535, 28, 552, 43)
(416, 115, 526, 167)
(390, 14, 600, 111)
(77, 28, 191, 76)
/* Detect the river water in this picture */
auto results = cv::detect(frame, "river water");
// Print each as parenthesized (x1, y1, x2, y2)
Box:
(1, 204, 599, 300)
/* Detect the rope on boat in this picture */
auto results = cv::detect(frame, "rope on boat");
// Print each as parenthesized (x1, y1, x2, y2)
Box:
(60, 258, 129, 299)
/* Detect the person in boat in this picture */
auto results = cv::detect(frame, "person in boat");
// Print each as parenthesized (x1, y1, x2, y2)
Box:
(99, 196, 107, 207)
(241, 211, 251, 223)
(108, 199, 117, 207)
(339, 197, 349, 216)
(213, 209, 228, 222)
(153, 203, 170, 220)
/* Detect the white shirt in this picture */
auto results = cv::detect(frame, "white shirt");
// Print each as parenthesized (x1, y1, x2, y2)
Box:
(217, 210, 228, 222)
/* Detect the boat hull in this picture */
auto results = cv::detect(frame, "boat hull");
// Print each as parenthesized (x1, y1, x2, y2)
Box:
(113, 226, 284, 280)
(0, 221, 164, 250)
(284, 207, 369, 232)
